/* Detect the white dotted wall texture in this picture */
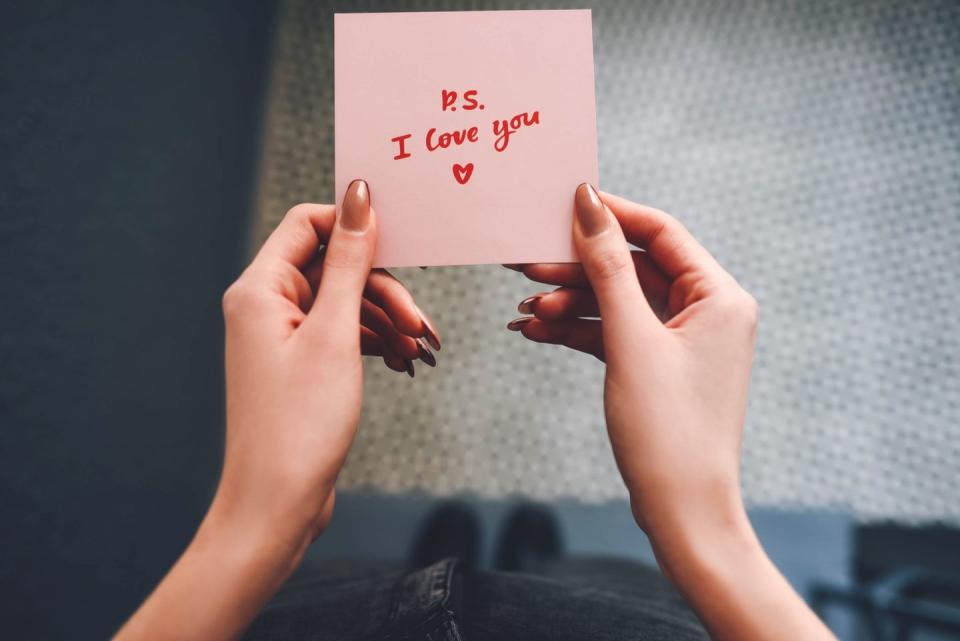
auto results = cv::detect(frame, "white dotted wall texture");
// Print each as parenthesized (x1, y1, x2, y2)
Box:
(254, 0, 960, 521)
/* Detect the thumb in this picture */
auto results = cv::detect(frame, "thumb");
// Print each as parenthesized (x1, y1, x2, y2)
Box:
(305, 179, 376, 335)
(573, 183, 659, 334)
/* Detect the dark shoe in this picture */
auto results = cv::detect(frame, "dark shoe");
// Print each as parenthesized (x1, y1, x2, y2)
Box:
(410, 501, 481, 571)
(495, 503, 564, 572)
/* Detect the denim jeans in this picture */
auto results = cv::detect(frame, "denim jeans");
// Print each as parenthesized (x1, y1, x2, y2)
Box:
(244, 556, 708, 640)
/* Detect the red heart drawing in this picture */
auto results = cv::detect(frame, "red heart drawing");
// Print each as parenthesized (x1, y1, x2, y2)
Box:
(452, 162, 474, 185)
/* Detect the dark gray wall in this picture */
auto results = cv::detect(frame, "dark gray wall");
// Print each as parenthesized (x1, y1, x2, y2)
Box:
(0, 1, 276, 637)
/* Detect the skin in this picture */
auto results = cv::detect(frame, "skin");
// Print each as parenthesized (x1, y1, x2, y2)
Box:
(511, 184, 836, 641)
(114, 182, 837, 641)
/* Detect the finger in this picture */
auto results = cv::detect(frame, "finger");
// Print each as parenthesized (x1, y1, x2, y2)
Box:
(527, 283, 673, 324)
(360, 325, 414, 378)
(305, 255, 441, 351)
(507, 317, 604, 361)
(629, 251, 672, 316)
(599, 191, 724, 280)
(362, 326, 415, 376)
(517, 253, 668, 290)
(514, 253, 669, 292)
(233, 205, 332, 320)
(304, 180, 376, 336)
(364, 270, 440, 348)
(360, 325, 383, 357)
(573, 184, 660, 334)
(302, 247, 327, 293)
(256, 261, 314, 314)
(361, 299, 425, 363)
(360, 298, 437, 367)
(413, 304, 442, 352)
(517, 252, 672, 319)
(523, 287, 599, 321)
(253, 203, 335, 270)
(381, 346, 415, 377)
(516, 262, 589, 288)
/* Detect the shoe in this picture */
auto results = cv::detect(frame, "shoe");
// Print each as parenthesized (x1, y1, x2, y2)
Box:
(494, 503, 564, 572)
(410, 500, 481, 570)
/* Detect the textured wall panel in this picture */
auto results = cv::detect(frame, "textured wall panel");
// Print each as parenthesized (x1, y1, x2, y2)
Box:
(254, 0, 960, 521)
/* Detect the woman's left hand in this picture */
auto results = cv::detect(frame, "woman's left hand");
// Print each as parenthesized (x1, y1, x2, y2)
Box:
(215, 180, 439, 553)
(115, 180, 439, 641)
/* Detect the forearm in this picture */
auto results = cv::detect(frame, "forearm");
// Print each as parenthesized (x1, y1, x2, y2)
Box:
(651, 508, 837, 641)
(113, 505, 308, 641)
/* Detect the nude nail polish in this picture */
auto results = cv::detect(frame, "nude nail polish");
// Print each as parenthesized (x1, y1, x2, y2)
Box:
(416, 306, 442, 351)
(517, 294, 542, 314)
(507, 317, 533, 331)
(574, 183, 608, 237)
(415, 338, 436, 367)
(341, 179, 370, 232)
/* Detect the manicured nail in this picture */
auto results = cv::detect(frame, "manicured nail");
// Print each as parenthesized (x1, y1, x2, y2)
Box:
(575, 183, 608, 237)
(507, 316, 533, 331)
(340, 179, 370, 232)
(503, 264, 524, 272)
(415, 338, 436, 367)
(416, 306, 442, 351)
(517, 294, 543, 314)
(404, 359, 415, 378)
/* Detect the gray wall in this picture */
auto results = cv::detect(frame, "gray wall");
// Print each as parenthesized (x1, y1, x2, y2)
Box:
(257, 0, 960, 522)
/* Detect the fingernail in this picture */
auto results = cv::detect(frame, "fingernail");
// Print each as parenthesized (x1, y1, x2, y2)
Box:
(517, 294, 543, 314)
(503, 264, 523, 272)
(575, 183, 608, 237)
(415, 338, 436, 367)
(340, 179, 371, 232)
(507, 316, 533, 332)
(416, 306, 442, 351)
(404, 359, 415, 378)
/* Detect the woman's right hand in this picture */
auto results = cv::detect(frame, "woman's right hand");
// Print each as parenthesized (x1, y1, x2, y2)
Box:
(511, 185, 758, 557)
(510, 185, 836, 641)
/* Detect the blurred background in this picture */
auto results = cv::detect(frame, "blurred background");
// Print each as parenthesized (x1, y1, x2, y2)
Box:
(2, 0, 958, 639)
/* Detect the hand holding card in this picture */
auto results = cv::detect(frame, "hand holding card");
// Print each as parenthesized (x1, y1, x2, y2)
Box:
(335, 10, 599, 267)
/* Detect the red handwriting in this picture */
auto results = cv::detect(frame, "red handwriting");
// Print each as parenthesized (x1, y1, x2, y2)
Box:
(426, 126, 479, 151)
(391, 133, 412, 160)
(390, 110, 541, 158)
(493, 111, 540, 152)
(452, 162, 474, 184)
(388, 90, 541, 188)
(441, 89, 484, 112)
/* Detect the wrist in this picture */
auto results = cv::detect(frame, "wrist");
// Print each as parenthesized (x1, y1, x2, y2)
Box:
(633, 485, 758, 580)
(197, 494, 313, 585)
(643, 498, 763, 593)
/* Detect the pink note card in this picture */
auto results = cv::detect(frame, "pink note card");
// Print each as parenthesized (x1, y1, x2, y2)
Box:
(335, 10, 599, 267)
